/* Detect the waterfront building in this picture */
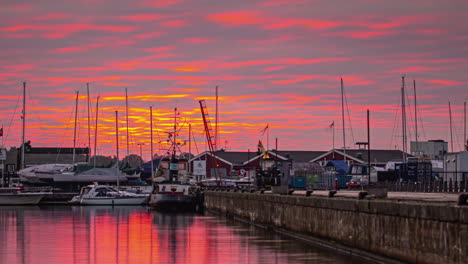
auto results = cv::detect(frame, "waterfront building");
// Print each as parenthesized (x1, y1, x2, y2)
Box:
(410, 140, 448, 160)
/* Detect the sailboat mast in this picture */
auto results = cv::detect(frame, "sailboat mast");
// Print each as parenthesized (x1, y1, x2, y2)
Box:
(367, 109, 371, 184)
(94, 96, 100, 168)
(125, 88, 130, 156)
(341, 78, 346, 162)
(215, 86, 218, 151)
(150, 106, 154, 179)
(115, 110, 119, 188)
(87, 83, 91, 161)
(464, 100, 466, 150)
(72, 90, 79, 166)
(188, 123, 191, 155)
(401, 76, 407, 162)
(413, 79, 418, 143)
(449, 101, 454, 153)
(173, 107, 177, 157)
(21, 82, 26, 170)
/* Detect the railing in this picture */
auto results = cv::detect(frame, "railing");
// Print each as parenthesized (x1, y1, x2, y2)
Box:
(377, 179, 468, 193)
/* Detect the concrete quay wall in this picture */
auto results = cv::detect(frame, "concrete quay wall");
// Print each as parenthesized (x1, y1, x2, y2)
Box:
(204, 191, 468, 264)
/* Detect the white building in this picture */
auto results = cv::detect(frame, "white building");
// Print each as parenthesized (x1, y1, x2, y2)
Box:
(444, 151, 468, 183)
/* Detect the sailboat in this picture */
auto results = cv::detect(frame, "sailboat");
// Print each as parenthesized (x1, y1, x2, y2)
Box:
(0, 82, 45, 205)
(16, 89, 140, 187)
(148, 108, 201, 211)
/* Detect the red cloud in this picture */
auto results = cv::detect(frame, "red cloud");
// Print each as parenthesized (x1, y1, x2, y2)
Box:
(120, 14, 166, 22)
(160, 20, 187, 28)
(207, 11, 266, 26)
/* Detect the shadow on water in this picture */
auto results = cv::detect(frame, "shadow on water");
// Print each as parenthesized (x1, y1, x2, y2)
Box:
(0, 206, 376, 264)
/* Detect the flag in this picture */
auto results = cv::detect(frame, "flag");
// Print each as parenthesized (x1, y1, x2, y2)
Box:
(260, 124, 269, 135)
(257, 140, 270, 159)
(0, 127, 3, 137)
(329, 121, 334, 129)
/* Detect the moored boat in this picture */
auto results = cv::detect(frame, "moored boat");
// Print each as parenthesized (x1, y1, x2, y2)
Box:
(70, 185, 148, 205)
(148, 154, 201, 212)
(0, 187, 45, 205)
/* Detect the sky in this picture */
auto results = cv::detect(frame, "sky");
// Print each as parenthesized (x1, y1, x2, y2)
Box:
(1, 0, 468, 159)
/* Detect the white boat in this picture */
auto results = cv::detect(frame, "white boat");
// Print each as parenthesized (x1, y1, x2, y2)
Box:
(70, 185, 148, 205)
(0, 187, 45, 205)
(18, 164, 140, 184)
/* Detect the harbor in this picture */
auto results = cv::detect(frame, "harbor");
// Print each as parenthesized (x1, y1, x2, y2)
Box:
(2, 0, 468, 263)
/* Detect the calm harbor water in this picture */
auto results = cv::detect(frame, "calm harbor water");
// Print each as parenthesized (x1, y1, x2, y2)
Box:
(0, 206, 366, 264)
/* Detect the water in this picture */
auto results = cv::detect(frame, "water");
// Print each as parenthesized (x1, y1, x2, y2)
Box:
(0, 206, 365, 264)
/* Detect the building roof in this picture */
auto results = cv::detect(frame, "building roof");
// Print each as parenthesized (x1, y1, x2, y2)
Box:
(191, 150, 328, 165)
(273, 151, 326, 163)
(213, 151, 260, 165)
(312, 149, 412, 164)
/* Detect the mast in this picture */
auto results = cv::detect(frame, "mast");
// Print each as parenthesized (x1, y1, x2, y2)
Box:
(341, 78, 346, 162)
(115, 110, 119, 188)
(87, 83, 91, 161)
(188, 123, 191, 155)
(173, 107, 177, 157)
(367, 109, 371, 184)
(413, 79, 418, 143)
(93, 96, 100, 168)
(449, 101, 454, 153)
(401, 76, 407, 162)
(464, 100, 466, 150)
(150, 106, 154, 179)
(72, 90, 79, 166)
(215, 86, 218, 150)
(188, 123, 191, 173)
(125, 87, 130, 156)
(21, 82, 26, 170)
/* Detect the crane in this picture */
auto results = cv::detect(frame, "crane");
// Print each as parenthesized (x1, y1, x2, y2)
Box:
(199, 100, 220, 186)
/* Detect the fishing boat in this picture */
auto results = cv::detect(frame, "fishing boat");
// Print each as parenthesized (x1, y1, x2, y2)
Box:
(0, 187, 45, 205)
(148, 155, 201, 211)
(148, 108, 201, 212)
(70, 184, 148, 205)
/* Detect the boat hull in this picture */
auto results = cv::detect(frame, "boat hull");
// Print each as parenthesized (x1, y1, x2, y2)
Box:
(0, 193, 44, 205)
(149, 193, 198, 211)
(78, 196, 148, 205)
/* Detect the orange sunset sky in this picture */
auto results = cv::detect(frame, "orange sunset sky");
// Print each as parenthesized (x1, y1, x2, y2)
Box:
(1, 0, 467, 159)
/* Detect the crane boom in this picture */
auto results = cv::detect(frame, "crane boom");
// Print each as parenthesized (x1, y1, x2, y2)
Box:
(199, 100, 220, 185)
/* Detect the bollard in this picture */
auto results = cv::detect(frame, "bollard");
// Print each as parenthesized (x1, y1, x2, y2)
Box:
(328, 190, 337, 198)
(305, 190, 313, 197)
(457, 193, 468, 206)
(358, 191, 368, 200)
